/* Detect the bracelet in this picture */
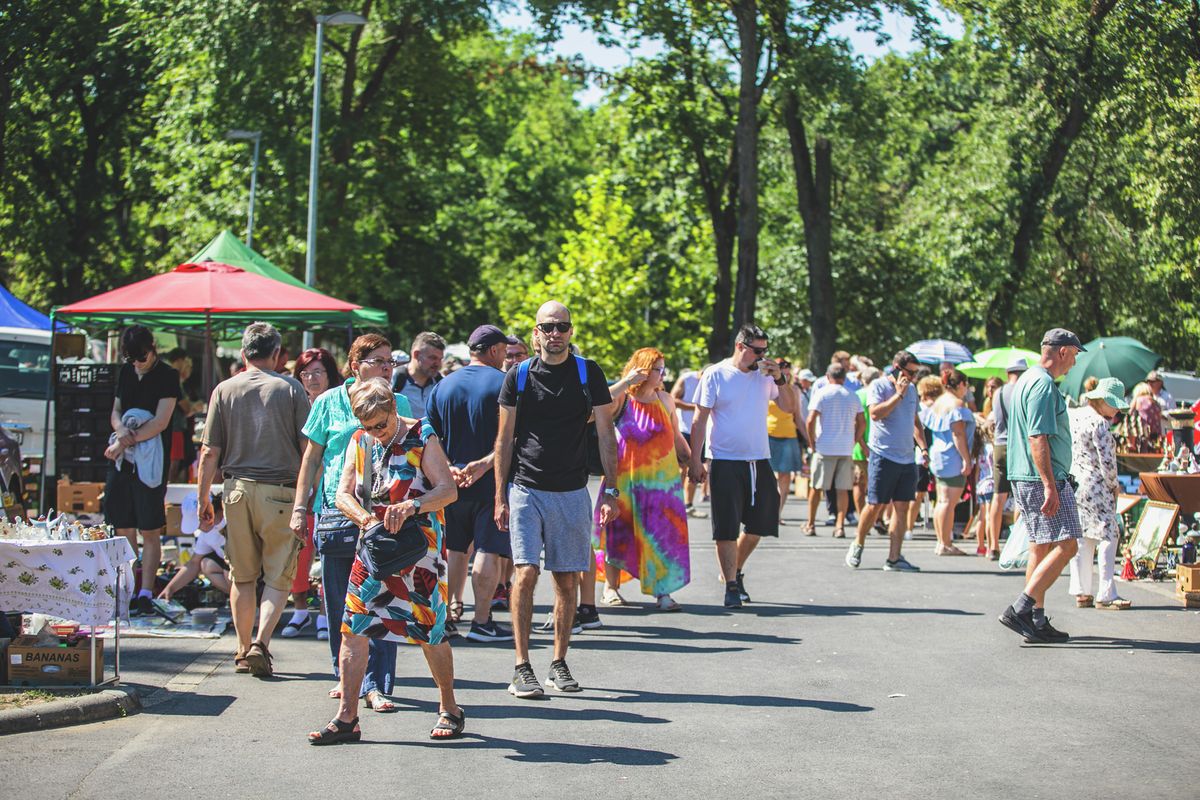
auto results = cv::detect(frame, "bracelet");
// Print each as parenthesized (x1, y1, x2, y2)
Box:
(292, 506, 307, 513)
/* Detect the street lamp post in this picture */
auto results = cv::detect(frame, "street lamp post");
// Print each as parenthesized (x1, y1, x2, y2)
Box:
(304, 10, 366, 349)
(225, 129, 262, 248)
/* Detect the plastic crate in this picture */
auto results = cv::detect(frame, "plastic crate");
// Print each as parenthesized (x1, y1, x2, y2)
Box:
(56, 363, 118, 390)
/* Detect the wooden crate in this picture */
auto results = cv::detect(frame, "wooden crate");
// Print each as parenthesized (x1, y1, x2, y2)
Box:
(1178, 588, 1200, 609)
(1176, 563, 1200, 593)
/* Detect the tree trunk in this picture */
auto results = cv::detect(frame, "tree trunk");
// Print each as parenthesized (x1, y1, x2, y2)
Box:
(731, 0, 759, 335)
(780, 88, 836, 369)
(708, 182, 737, 361)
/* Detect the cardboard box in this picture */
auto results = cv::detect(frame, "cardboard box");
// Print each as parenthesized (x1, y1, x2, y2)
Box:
(1178, 588, 1200, 609)
(1176, 563, 1200, 593)
(57, 479, 104, 514)
(165, 504, 182, 537)
(7, 635, 103, 686)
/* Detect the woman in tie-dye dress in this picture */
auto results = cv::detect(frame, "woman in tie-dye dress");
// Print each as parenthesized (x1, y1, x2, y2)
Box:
(594, 348, 692, 611)
(308, 378, 464, 745)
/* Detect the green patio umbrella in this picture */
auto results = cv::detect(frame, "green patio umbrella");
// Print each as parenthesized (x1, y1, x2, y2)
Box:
(958, 347, 1040, 380)
(1061, 336, 1161, 399)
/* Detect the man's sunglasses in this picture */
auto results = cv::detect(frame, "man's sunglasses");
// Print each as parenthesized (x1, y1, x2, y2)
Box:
(124, 352, 150, 364)
(536, 322, 572, 334)
(744, 344, 767, 356)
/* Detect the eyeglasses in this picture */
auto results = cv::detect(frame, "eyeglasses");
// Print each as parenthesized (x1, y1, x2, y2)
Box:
(536, 322, 572, 334)
(359, 357, 398, 368)
(650, 366, 666, 374)
(363, 419, 391, 433)
(299, 370, 326, 380)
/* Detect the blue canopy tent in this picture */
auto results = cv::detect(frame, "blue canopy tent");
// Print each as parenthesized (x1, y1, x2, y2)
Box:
(0, 283, 67, 331)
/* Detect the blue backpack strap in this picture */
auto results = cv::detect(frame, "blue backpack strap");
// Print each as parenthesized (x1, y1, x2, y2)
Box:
(516, 357, 532, 393)
(573, 354, 592, 406)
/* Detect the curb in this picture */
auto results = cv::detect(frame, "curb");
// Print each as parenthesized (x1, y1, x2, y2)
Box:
(0, 687, 141, 735)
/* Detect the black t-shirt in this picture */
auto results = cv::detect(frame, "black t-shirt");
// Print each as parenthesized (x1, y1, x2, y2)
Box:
(426, 364, 505, 503)
(498, 355, 610, 492)
(115, 359, 181, 457)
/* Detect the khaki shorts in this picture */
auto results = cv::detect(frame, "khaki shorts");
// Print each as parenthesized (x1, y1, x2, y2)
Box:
(811, 453, 854, 491)
(223, 478, 301, 591)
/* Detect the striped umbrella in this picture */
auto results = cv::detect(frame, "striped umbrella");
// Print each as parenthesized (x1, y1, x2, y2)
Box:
(905, 339, 974, 365)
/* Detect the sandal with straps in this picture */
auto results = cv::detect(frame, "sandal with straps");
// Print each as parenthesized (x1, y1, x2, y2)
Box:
(244, 639, 273, 677)
(448, 600, 464, 624)
(430, 708, 466, 741)
(308, 716, 361, 746)
(364, 690, 397, 712)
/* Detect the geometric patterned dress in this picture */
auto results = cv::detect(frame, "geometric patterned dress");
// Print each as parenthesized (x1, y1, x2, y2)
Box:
(593, 393, 690, 597)
(340, 420, 448, 645)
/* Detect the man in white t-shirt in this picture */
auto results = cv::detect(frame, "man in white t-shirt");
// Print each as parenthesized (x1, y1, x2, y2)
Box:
(805, 364, 865, 538)
(671, 366, 706, 515)
(689, 325, 795, 609)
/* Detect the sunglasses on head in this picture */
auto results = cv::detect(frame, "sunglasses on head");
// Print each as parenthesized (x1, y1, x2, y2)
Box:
(536, 322, 572, 334)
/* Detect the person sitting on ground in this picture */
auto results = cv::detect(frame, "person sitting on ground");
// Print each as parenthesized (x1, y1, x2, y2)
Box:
(160, 496, 230, 601)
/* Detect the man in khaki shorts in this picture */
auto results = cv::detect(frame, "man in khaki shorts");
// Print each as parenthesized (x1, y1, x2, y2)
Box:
(198, 322, 310, 677)
(804, 364, 865, 538)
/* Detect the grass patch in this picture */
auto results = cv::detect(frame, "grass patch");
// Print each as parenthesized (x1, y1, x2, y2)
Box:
(0, 689, 82, 709)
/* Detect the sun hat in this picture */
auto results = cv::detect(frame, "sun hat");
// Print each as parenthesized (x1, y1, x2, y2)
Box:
(1006, 357, 1029, 374)
(1081, 377, 1129, 410)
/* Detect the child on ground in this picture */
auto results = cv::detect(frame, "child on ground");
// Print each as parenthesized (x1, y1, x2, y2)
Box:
(159, 495, 230, 600)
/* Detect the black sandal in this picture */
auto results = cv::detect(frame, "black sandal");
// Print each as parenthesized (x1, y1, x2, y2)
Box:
(429, 708, 466, 741)
(308, 716, 361, 746)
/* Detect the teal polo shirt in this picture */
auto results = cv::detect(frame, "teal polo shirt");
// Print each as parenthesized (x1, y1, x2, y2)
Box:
(1005, 365, 1072, 482)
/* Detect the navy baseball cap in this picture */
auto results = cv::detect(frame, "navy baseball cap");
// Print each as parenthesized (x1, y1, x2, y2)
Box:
(468, 324, 519, 350)
(1040, 328, 1086, 351)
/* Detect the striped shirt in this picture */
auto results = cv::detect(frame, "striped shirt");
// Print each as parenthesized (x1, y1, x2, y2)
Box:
(809, 384, 863, 457)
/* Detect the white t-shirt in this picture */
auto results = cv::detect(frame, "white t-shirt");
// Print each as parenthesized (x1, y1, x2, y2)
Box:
(696, 360, 779, 460)
(192, 518, 227, 560)
(809, 384, 863, 457)
(676, 371, 701, 434)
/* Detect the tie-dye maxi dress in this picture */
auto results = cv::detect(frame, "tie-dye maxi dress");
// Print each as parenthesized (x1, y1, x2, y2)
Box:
(594, 394, 690, 597)
(341, 420, 448, 645)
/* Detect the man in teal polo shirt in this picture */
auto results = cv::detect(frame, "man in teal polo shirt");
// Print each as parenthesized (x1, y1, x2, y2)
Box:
(999, 328, 1086, 644)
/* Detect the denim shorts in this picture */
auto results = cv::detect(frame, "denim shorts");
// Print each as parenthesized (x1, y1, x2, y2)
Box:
(866, 452, 917, 505)
(768, 436, 804, 473)
(507, 484, 592, 572)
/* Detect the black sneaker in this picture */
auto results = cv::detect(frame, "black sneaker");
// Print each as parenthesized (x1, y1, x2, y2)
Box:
(508, 661, 544, 699)
(736, 572, 751, 603)
(1028, 618, 1069, 643)
(537, 611, 582, 634)
(724, 587, 743, 609)
(544, 659, 581, 692)
(576, 604, 602, 630)
(999, 605, 1044, 641)
(465, 617, 514, 642)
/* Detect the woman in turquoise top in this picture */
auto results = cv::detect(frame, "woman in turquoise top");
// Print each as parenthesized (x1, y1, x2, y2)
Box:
(918, 368, 975, 556)
(290, 333, 412, 713)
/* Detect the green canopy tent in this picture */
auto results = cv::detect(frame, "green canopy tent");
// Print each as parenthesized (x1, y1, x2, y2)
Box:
(188, 230, 387, 328)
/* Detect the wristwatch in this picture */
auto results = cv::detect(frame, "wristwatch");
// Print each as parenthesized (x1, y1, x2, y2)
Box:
(774, 377, 786, 386)
(410, 498, 423, 515)
(604, 487, 620, 499)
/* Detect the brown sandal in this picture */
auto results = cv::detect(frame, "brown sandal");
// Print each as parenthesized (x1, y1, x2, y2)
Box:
(1076, 595, 1095, 608)
(234, 652, 251, 674)
(244, 639, 273, 677)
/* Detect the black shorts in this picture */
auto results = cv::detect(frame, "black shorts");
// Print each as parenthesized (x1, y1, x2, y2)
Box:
(709, 459, 780, 541)
(992, 444, 1011, 494)
(104, 463, 168, 531)
(444, 498, 511, 557)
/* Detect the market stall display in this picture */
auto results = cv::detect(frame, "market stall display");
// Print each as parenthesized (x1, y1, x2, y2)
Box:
(1127, 500, 1178, 566)
(1139, 471, 1200, 516)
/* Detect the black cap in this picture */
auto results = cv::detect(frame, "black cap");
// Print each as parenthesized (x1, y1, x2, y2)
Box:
(468, 324, 518, 350)
(1040, 328, 1086, 352)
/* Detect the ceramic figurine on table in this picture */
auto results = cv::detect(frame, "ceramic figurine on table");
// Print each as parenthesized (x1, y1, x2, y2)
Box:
(1157, 449, 1173, 472)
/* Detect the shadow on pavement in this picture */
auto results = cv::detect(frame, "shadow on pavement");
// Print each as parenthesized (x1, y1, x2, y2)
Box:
(567, 639, 749, 655)
(596, 624, 802, 646)
(140, 693, 237, 716)
(580, 686, 874, 713)
(676, 602, 982, 618)
(373, 735, 679, 765)
(1051, 636, 1200, 654)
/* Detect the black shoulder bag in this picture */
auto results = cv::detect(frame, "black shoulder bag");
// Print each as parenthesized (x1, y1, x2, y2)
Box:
(355, 429, 429, 579)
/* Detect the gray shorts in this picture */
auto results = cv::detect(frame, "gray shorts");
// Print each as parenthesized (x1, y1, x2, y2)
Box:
(1012, 479, 1083, 544)
(507, 484, 593, 573)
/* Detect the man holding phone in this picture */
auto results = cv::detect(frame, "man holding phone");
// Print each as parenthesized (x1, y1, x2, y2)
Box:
(845, 350, 927, 571)
(689, 324, 796, 609)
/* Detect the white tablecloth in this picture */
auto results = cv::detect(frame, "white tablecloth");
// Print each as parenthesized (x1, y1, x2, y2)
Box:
(0, 538, 135, 626)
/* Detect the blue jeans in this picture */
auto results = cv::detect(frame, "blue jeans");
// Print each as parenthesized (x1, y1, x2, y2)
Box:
(321, 552, 397, 697)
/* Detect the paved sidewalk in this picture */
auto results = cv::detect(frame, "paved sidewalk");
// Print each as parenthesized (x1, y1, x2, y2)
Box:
(1, 512, 1195, 798)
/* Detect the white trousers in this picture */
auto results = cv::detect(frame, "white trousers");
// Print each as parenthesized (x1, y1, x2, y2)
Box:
(1067, 536, 1119, 602)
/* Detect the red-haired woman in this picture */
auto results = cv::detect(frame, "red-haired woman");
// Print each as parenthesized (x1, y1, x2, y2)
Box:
(594, 348, 692, 611)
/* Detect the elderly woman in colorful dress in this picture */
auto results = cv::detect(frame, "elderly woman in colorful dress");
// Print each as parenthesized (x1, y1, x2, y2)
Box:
(307, 378, 463, 744)
(1067, 378, 1132, 610)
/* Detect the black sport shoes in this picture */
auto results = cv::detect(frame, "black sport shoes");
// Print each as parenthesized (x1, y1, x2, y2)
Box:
(999, 605, 1045, 642)
(736, 572, 751, 602)
(544, 659, 582, 692)
(724, 587, 743, 609)
(465, 617, 514, 642)
(1027, 618, 1069, 644)
(576, 604, 602, 630)
(509, 662, 544, 699)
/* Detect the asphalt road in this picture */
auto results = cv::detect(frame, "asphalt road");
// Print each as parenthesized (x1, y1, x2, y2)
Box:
(2, 505, 1195, 799)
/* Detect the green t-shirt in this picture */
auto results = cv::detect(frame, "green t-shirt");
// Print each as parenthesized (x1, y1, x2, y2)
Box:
(853, 387, 870, 461)
(300, 377, 413, 512)
(1005, 366, 1072, 482)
